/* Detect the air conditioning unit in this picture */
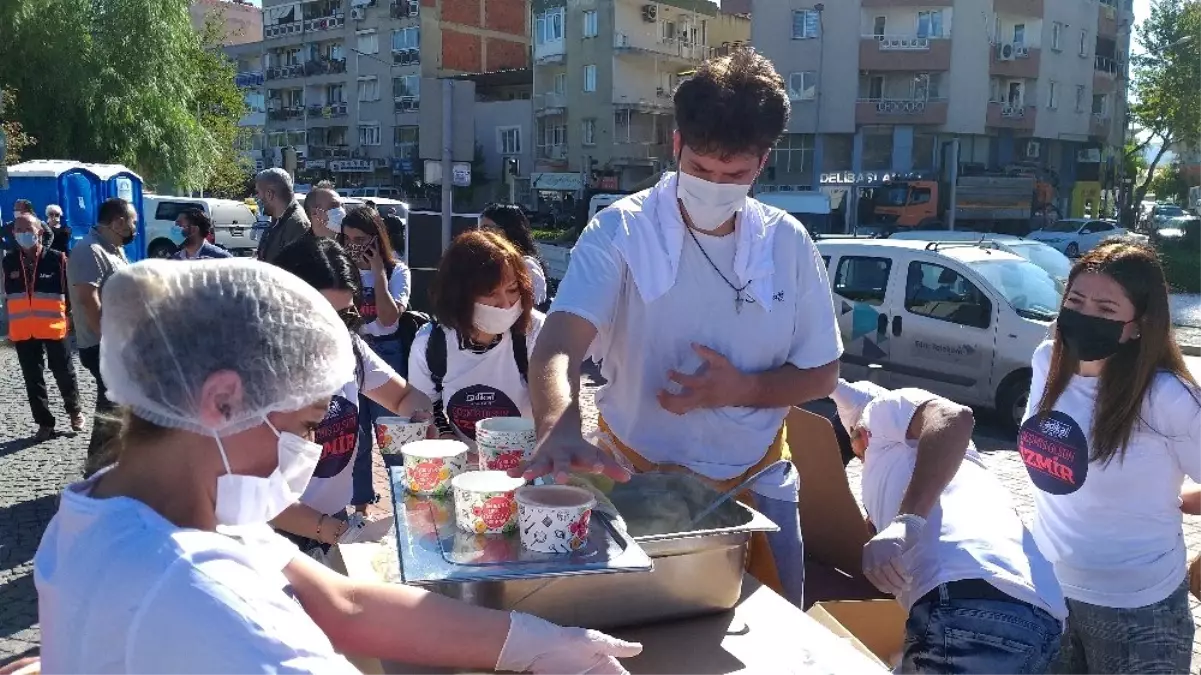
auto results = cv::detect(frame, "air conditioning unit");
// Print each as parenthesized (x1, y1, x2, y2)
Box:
(351, 7, 365, 19)
(407, 0, 419, 15)
(641, 4, 657, 22)
(998, 42, 1016, 61)
(1014, 45, 1030, 58)
(1026, 140, 1041, 159)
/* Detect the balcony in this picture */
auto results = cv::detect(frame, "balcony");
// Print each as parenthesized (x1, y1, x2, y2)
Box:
(855, 99, 948, 125)
(264, 21, 303, 40)
(990, 44, 1041, 78)
(392, 49, 421, 66)
(534, 40, 566, 65)
(993, 0, 1044, 14)
(235, 71, 265, 88)
(1090, 113, 1112, 139)
(308, 102, 349, 119)
(393, 96, 420, 113)
(391, 0, 419, 19)
(267, 106, 306, 121)
(303, 15, 345, 33)
(613, 33, 712, 64)
(267, 64, 306, 80)
(536, 92, 567, 116)
(309, 144, 352, 159)
(305, 58, 348, 77)
(539, 145, 568, 161)
(1094, 55, 1123, 77)
(986, 102, 1037, 130)
(859, 36, 951, 71)
(612, 97, 672, 115)
(611, 142, 667, 166)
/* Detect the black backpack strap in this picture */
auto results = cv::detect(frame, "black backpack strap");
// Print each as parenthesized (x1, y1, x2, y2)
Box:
(511, 327, 529, 383)
(426, 323, 447, 395)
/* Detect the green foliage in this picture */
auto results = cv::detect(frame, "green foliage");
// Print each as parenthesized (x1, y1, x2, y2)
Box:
(0, 0, 247, 191)
(1148, 162, 1189, 205)
(1, 89, 37, 163)
(1160, 245, 1201, 294)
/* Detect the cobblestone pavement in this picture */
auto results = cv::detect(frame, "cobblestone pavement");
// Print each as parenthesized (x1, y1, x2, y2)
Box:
(3, 350, 1200, 673)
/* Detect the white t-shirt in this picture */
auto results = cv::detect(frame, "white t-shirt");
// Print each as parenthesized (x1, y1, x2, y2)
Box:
(358, 261, 412, 337)
(859, 389, 1067, 620)
(551, 188, 842, 500)
(1020, 340, 1201, 608)
(408, 312, 544, 442)
(34, 473, 357, 674)
(524, 255, 548, 306)
(301, 338, 397, 515)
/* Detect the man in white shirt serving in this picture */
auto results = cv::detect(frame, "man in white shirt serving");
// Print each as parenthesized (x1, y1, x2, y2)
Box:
(832, 379, 1067, 674)
(517, 49, 849, 607)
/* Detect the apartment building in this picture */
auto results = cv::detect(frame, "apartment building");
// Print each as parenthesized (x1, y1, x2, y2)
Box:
(531, 0, 750, 194)
(753, 0, 1132, 229)
(191, 0, 264, 45)
(251, 0, 529, 189)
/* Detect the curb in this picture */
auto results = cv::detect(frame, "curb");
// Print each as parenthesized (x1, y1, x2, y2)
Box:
(1183, 343, 1201, 357)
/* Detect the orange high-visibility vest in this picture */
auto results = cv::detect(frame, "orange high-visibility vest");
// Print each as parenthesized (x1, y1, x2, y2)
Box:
(2, 247, 69, 341)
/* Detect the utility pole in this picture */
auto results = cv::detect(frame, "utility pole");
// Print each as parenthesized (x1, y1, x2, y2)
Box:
(441, 79, 454, 252)
(947, 138, 960, 231)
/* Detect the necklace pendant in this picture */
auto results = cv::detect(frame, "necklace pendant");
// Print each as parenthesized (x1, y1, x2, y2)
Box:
(734, 290, 744, 314)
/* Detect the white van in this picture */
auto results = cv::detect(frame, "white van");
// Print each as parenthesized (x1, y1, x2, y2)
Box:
(346, 186, 404, 200)
(143, 196, 259, 257)
(816, 238, 1061, 429)
(755, 191, 834, 234)
(887, 230, 1072, 291)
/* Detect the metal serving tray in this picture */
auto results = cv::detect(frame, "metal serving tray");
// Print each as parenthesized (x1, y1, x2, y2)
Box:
(386, 469, 778, 630)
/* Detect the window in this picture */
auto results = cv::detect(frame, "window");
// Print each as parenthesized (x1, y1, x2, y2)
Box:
(326, 84, 345, 103)
(497, 126, 521, 154)
(660, 20, 676, 42)
(583, 10, 598, 38)
(1013, 24, 1025, 46)
(394, 125, 418, 156)
(916, 10, 944, 38)
(1079, 29, 1088, 56)
(357, 77, 379, 102)
(359, 124, 381, 146)
(768, 133, 813, 181)
(864, 75, 884, 100)
(393, 75, 420, 98)
(1092, 93, 1107, 115)
(904, 262, 992, 329)
(913, 72, 940, 100)
(872, 16, 885, 38)
(1008, 81, 1025, 105)
(582, 118, 596, 146)
(788, 71, 817, 101)
(1047, 81, 1058, 109)
(1075, 85, 1086, 112)
(862, 126, 893, 171)
(392, 26, 420, 51)
(791, 9, 819, 39)
(356, 30, 378, 54)
(1051, 22, 1063, 51)
(154, 201, 200, 221)
(553, 72, 566, 93)
(536, 8, 564, 44)
(834, 256, 892, 306)
(583, 64, 597, 92)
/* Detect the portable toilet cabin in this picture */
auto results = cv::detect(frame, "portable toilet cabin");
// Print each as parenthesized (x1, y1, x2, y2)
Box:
(0, 160, 147, 261)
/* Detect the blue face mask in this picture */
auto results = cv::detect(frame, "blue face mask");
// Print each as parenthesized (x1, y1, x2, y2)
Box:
(14, 232, 38, 249)
(172, 225, 185, 239)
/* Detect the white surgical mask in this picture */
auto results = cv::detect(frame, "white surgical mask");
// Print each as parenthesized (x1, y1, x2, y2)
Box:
(676, 170, 751, 232)
(14, 232, 38, 249)
(326, 207, 346, 233)
(213, 417, 322, 526)
(474, 301, 522, 335)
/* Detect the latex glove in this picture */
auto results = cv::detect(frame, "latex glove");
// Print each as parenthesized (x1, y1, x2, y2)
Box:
(496, 611, 643, 674)
(862, 514, 926, 596)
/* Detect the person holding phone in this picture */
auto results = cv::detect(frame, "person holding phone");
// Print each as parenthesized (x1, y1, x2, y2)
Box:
(338, 206, 413, 515)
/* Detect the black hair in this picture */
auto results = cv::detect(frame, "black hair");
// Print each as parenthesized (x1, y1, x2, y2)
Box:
(673, 48, 790, 158)
(341, 206, 397, 276)
(98, 198, 132, 225)
(178, 208, 212, 237)
(480, 203, 539, 258)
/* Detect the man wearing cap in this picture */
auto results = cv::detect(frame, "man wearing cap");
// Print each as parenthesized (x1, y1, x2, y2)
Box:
(832, 379, 1066, 674)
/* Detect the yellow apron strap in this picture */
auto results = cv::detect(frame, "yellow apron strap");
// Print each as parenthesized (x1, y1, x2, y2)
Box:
(595, 416, 790, 596)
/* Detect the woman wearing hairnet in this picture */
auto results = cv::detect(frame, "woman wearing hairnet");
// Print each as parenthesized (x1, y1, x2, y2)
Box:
(32, 259, 642, 674)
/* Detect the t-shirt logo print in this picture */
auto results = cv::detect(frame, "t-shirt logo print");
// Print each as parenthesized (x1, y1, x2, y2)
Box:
(312, 394, 359, 478)
(1018, 410, 1090, 495)
(448, 384, 521, 440)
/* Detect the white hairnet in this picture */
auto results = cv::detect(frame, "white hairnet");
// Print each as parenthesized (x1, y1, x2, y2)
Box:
(831, 379, 889, 434)
(100, 258, 354, 437)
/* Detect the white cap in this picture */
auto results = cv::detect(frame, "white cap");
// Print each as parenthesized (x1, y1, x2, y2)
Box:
(830, 379, 889, 433)
(100, 258, 354, 436)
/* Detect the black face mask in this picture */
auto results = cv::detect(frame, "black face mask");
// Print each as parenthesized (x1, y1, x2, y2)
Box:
(1057, 307, 1129, 362)
(338, 306, 365, 333)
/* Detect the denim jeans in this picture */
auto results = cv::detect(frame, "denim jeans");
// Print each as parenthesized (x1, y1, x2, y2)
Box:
(1050, 578, 1194, 674)
(748, 493, 805, 609)
(901, 587, 1063, 674)
(351, 336, 407, 507)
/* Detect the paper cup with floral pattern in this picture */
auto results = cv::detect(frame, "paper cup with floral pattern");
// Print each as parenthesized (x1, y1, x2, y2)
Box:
(376, 416, 430, 468)
(475, 417, 537, 472)
(515, 485, 596, 554)
(451, 470, 526, 535)
(402, 439, 468, 497)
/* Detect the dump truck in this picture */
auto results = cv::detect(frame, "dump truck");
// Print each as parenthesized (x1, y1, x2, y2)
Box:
(862, 173, 1057, 236)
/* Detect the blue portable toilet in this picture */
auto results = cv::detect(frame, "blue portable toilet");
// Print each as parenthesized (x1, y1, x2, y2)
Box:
(0, 160, 147, 261)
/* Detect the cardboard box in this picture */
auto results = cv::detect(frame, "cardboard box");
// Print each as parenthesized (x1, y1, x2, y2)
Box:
(807, 599, 908, 670)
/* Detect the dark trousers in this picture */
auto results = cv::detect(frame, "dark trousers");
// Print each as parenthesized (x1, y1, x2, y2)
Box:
(77, 345, 120, 470)
(14, 338, 81, 428)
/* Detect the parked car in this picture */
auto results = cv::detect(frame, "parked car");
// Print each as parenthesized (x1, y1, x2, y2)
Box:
(344, 186, 404, 201)
(1026, 218, 1128, 257)
(1153, 215, 1201, 248)
(888, 230, 1072, 291)
(815, 238, 1061, 429)
(1148, 204, 1187, 231)
(142, 196, 258, 258)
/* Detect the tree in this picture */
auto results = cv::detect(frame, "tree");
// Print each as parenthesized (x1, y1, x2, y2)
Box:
(1127, 0, 1201, 212)
(1, 88, 37, 164)
(196, 10, 252, 198)
(1148, 161, 1188, 204)
(0, 0, 246, 191)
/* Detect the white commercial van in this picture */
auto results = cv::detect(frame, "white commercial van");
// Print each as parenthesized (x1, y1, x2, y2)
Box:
(754, 191, 834, 234)
(143, 196, 259, 257)
(816, 238, 1061, 429)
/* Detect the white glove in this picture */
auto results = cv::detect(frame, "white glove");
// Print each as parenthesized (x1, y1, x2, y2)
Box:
(862, 514, 926, 596)
(496, 611, 643, 674)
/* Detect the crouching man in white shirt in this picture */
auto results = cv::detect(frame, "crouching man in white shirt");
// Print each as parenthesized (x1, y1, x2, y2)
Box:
(832, 380, 1067, 674)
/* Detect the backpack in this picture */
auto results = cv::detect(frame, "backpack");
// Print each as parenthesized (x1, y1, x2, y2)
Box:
(395, 310, 433, 367)
(425, 323, 529, 396)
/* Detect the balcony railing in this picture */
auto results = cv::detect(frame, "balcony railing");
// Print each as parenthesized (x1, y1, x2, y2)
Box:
(266, 64, 306, 80)
(1001, 103, 1027, 118)
(267, 107, 306, 121)
(870, 98, 930, 115)
(304, 15, 345, 33)
(310, 144, 352, 159)
(539, 145, 568, 160)
(235, 71, 265, 88)
(264, 21, 303, 39)
(391, 0, 419, 19)
(867, 35, 932, 51)
(308, 102, 349, 118)
(613, 32, 711, 61)
(393, 96, 420, 113)
(305, 58, 348, 76)
(1095, 55, 1123, 75)
(538, 92, 567, 112)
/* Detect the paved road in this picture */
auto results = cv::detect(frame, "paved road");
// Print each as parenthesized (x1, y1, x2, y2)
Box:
(1, 346, 1199, 671)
